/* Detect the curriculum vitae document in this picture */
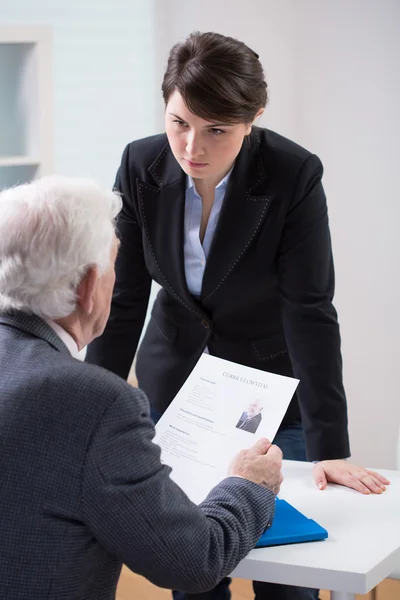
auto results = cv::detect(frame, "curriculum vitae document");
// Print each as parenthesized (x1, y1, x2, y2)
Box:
(154, 353, 299, 504)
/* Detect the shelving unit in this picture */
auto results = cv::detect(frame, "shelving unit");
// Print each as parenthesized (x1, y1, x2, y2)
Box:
(0, 26, 52, 189)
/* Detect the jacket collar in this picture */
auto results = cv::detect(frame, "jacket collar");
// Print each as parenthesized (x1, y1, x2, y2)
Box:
(148, 139, 184, 189)
(0, 311, 71, 355)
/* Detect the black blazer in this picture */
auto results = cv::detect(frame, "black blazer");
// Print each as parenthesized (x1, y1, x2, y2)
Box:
(87, 127, 350, 461)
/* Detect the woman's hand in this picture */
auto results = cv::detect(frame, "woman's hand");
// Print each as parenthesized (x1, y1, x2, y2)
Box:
(313, 460, 390, 494)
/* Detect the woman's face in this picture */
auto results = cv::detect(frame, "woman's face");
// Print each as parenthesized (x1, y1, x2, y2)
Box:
(165, 90, 253, 186)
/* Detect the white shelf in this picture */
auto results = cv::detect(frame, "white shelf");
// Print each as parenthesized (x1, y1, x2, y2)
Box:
(0, 26, 50, 44)
(0, 156, 40, 167)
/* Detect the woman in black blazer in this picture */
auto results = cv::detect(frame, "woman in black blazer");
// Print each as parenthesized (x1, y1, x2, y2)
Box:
(87, 31, 388, 600)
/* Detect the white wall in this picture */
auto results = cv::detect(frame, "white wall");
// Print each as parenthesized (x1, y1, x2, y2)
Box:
(156, 0, 400, 468)
(0, 0, 159, 187)
(0, 0, 163, 349)
(1, 0, 398, 467)
(292, 0, 400, 468)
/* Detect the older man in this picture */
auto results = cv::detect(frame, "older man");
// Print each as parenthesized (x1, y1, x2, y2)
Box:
(0, 176, 283, 600)
(236, 399, 263, 434)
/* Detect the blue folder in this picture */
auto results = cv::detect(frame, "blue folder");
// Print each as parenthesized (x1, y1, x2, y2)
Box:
(256, 498, 328, 547)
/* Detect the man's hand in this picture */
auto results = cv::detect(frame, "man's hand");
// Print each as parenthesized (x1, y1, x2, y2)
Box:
(228, 438, 283, 496)
(313, 459, 390, 494)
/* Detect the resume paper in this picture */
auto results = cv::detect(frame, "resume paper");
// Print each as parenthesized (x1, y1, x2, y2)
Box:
(154, 353, 299, 504)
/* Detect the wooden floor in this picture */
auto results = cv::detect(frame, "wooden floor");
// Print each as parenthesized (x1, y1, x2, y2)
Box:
(117, 567, 400, 600)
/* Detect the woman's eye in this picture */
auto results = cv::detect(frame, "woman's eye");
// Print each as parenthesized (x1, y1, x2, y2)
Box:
(210, 128, 225, 136)
(173, 119, 187, 127)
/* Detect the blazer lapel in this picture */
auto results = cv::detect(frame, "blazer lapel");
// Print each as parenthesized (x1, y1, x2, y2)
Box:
(137, 143, 203, 315)
(201, 130, 272, 303)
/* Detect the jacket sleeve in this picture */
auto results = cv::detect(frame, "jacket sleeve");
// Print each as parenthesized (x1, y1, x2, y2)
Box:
(277, 154, 350, 461)
(81, 385, 276, 593)
(86, 144, 152, 379)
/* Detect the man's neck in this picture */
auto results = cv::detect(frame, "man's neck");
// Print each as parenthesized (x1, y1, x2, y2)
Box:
(47, 320, 81, 358)
(54, 314, 86, 352)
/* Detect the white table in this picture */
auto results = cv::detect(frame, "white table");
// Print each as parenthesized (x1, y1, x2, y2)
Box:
(231, 460, 400, 599)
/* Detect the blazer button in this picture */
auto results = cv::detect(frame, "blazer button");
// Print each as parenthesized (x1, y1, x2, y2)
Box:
(201, 318, 211, 330)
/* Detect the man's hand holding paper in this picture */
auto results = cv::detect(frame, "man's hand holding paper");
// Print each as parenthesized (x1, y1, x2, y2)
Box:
(229, 438, 283, 496)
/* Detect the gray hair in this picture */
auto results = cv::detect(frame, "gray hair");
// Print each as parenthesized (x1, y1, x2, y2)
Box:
(0, 175, 122, 319)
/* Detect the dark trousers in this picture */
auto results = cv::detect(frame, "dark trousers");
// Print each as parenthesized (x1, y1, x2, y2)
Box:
(151, 407, 319, 600)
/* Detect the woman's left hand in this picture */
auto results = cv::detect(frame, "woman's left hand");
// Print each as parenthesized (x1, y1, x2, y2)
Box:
(312, 459, 390, 494)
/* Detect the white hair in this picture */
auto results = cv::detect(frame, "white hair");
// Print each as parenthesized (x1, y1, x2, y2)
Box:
(0, 175, 122, 319)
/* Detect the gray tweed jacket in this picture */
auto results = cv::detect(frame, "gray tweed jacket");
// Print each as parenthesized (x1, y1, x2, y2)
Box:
(0, 312, 275, 600)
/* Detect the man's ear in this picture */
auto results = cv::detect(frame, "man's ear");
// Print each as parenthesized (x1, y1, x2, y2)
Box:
(76, 266, 98, 315)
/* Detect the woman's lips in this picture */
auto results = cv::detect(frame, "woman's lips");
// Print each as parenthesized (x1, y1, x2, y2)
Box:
(185, 159, 208, 169)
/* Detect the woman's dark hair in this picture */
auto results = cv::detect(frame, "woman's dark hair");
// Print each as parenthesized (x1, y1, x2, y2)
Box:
(162, 31, 268, 124)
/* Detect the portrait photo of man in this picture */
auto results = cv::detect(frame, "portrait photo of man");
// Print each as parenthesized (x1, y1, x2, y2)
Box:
(235, 399, 263, 434)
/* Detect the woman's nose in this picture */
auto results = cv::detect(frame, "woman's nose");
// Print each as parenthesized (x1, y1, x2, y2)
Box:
(185, 132, 204, 158)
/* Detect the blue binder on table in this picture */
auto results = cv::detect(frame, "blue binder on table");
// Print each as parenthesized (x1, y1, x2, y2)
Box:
(256, 498, 328, 548)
